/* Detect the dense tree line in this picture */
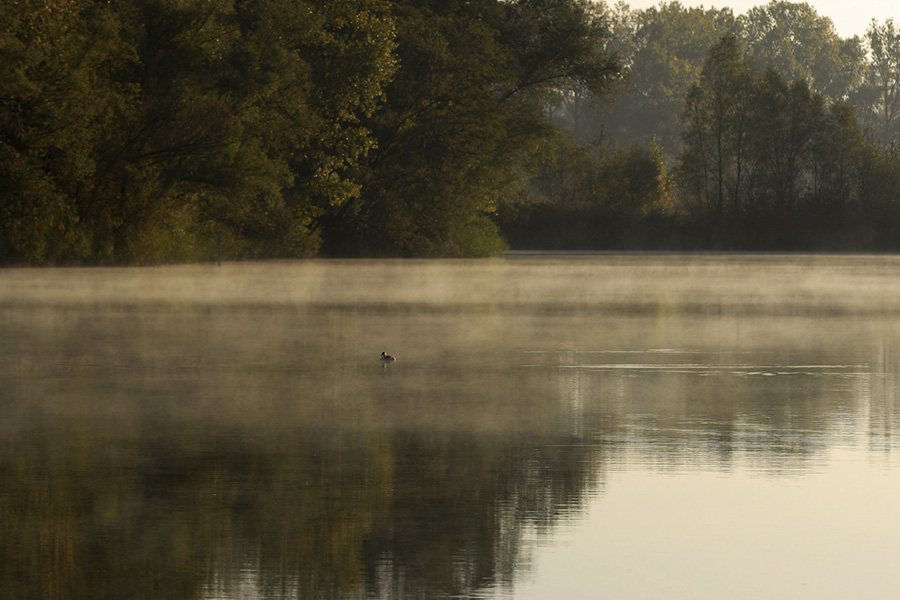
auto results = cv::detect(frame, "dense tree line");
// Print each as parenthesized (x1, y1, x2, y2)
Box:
(506, 1, 900, 251)
(676, 36, 876, 247)
(0, 0, 618, 263)
(2, 0, 401, 262)
(6, 0, 900, 262)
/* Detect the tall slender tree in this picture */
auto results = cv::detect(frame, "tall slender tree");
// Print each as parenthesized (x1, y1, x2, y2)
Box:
(746, 70, 824, 216)
(863, 19, 900, 146)
(676, 35, 753, 222)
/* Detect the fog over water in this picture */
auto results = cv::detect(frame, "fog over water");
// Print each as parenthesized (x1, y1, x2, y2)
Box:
(2, 254, 899, 599)
(7, 253, 900, 311)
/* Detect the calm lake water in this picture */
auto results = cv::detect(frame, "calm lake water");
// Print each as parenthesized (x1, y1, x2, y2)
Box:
(2, 254, 900, 600)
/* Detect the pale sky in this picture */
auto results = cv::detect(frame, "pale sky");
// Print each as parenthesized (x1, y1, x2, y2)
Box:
(623, 1, 898, 38)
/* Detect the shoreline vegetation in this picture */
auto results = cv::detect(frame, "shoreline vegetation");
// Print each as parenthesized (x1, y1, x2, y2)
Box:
(5, 0, 900, 265)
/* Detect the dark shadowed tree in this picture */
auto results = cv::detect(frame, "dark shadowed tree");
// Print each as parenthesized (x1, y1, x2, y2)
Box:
(212, 0, 397, 258)
(325, 0, 621, 256)
(0, 0, 397, 263)
(676, 35, 753, 223)
(807, 102, 867, 221)
(0, 0, 136, 262)
(745, 70, 824, 220)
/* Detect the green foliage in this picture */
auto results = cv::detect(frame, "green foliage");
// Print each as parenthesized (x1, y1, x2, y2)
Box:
(746, 71, 824, 213)
(601, 2, 736, 159)
(9, 0, 900, 259)
(738, 1, 861, 101)
(597, 142, 673, 216)
(497, 135, 675, 250)
(323, 0, 620, 257)
(0, 0, 621, 262)
(676, 35, 754, 222)
(857, 142, 900, 246)
(860, 19, 900, 146)
(601, 2, 870, 158)
(0, 0, 135, 262)
(673, 33, 895, 250)
(0, 0, 395, 263)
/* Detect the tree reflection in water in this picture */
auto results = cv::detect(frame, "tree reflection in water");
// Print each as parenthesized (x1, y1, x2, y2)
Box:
(2, 257, 900, 599)
(0, 382, 603, 599)
(0, 305, 606, 600)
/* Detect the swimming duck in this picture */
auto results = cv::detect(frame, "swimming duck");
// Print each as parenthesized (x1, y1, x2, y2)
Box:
(380, 351, 396, 362)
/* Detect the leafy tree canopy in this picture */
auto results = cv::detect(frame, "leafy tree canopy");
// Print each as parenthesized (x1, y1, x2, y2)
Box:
(0, 0, 620, 263)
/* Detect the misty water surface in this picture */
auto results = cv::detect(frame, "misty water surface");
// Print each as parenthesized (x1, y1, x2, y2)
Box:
(2, 254, 900, 600)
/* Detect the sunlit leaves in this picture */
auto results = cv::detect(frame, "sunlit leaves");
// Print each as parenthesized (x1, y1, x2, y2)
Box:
(217, 0, 396, 253)
(0, 0, 402, 262)
(0, 0, 138, 262)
